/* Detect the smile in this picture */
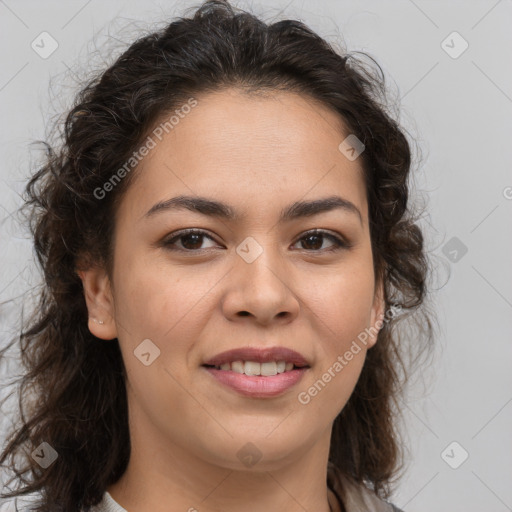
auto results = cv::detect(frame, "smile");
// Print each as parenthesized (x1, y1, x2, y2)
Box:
(202, 364, 308, 398)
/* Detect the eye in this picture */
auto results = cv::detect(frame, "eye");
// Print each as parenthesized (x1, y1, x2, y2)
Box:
(162, 229, 219, 252)
(292, 229, 350, 252)
(161, 228, 350, 253)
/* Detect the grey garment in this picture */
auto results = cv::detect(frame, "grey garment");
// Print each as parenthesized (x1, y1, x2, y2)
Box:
(327, 462, 405, 512)
(89, 492, 127, 512)
(0, 494, 124, 512)
(336, 481, 404, 512)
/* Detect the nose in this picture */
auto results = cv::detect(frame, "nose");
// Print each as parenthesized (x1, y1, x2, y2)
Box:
(220, 241, 300, 326)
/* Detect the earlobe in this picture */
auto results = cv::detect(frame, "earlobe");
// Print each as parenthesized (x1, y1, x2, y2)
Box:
(77, 266, 118, 340)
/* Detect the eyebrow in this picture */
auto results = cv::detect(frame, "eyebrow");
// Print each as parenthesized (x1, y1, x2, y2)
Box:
(143, 194, 363, 225)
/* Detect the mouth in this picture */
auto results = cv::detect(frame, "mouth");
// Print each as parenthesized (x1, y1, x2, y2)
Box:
(201, 364, 309, 398)
(200, 347, 311, 398)
(202, 346, 310, 370)
(202, 360, 309, 376)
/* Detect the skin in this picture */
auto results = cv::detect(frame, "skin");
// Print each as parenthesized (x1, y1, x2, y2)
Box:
(79, 87, 385, 512)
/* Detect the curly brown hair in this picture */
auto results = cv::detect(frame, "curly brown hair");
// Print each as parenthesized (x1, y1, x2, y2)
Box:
(0, 1, 436, 510)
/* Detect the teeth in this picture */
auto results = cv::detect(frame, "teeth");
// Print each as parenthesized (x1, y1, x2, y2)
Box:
(261, 361, 277, 376)
(231, 361, 244, 373)
(244, 361, 260, 376)
(214, 360, 299, 376)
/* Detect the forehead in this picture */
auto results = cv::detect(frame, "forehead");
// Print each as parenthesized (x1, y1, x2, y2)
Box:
(117, 88, 368, 225)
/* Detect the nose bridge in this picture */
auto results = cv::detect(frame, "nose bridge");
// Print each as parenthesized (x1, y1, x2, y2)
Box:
(235, 233, 285, 285)
(222, 232, 298, 322)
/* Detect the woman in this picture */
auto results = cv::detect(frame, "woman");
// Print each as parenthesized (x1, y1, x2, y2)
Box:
(0, 1, 434, 511)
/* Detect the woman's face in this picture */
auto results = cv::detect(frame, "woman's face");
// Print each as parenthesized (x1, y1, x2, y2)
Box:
(83, 88, 384, 473)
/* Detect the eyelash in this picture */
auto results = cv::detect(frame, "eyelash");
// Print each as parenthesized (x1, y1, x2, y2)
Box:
(162, 228, 350, 254)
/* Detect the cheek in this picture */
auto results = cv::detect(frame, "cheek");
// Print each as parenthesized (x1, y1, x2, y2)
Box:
(299, 276, 372, 419)
(296, 327, 367, 426)
(307, 259, 375, 413)
(303, 262, 375, 349)
(112, 254, 217, 362)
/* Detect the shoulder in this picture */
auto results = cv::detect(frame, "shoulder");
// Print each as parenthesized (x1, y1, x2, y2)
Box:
(327, 462, 405, 512)
(0, 493, 127, 512)
(345, 482, 404, 512)
(87, 492, 127, 512)
(0, 492, 125, 512)
(0, 497, 41, 512)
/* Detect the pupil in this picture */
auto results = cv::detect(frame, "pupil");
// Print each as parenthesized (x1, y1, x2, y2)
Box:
(303, 234, 322, 250)
(182, 234, 202, 250)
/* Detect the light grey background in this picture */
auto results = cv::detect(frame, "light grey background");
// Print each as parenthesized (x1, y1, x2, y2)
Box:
(1, 1, 511, 511)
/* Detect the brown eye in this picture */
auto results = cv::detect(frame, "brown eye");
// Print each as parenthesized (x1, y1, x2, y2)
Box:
(162, 228, 350, 254)
(163, 229, 219, 252)
(293, 230, 349, 252)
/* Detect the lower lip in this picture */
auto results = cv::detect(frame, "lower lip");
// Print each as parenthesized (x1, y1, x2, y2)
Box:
(202, 366, 308, 398)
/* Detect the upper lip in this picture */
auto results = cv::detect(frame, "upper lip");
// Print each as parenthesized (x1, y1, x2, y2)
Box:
(203, 347, 310, 367)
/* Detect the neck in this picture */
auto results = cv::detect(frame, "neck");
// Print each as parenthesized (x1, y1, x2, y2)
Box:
(108, 422, 336, 511)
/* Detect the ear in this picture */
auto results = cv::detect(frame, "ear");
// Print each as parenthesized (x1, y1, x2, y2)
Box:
(367, 277, 385, 349)
(76, 266, 118, 340)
